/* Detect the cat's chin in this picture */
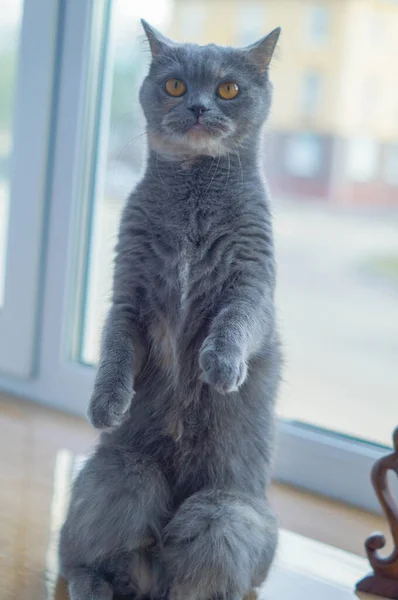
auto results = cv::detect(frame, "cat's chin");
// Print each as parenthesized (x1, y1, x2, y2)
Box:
(148, 130, 229, 160)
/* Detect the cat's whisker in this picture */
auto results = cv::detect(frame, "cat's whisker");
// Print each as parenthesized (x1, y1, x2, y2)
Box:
(114, 130, 147, 168)
(145, 126, 172, 184)
(204, 152, 222, 196)
(109, 130, 148, 189)
(235, 145, 244, 194)
(230, 143, 244, 194)
(222, 151, 231, 196)
(205, 155, 218, 178)
(156, 149, 167, 187)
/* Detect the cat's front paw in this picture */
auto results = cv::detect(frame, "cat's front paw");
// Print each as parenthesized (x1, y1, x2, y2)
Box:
(88, 384, 133, 429)
(199, 341, 247, 394)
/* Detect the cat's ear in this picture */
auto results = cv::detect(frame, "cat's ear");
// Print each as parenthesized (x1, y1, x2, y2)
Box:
(243, 27, 281, 72)
(141, 19, 175, 57)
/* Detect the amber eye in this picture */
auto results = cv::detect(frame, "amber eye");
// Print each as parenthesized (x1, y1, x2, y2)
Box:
(165, 78, 187, 97)
(217, 82, 240, 100)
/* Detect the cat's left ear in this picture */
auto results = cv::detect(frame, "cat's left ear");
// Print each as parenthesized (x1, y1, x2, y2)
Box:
(141, 19, 176, 57)
(243, 27, 281, 73)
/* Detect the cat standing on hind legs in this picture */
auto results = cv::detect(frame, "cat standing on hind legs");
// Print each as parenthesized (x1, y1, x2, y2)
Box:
(59, 19, 282, 600)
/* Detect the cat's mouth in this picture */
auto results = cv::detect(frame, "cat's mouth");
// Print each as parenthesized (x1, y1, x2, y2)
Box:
(162, 112, 232, 140)
(188, 121, 209, 135)
(191, 122, 206, 130)
(183, 121, 233, 144)
(150, 116, 236, 157)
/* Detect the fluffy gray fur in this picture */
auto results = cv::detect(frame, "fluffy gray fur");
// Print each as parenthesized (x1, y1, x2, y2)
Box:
(59, 20, 282, 600)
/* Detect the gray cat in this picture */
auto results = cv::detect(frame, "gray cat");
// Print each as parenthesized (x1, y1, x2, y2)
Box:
(59, 20, 282, 600)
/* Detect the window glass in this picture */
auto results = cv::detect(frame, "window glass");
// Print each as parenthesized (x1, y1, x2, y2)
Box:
(75, 0, 398, 447)
(0, 0, 23, 306)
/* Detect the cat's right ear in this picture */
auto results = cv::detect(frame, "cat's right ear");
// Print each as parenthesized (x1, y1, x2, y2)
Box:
(243, 27, 281, 73)
(141, 19, 175, 57)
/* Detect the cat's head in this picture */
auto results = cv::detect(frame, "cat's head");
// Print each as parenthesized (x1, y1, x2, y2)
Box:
(139, 20, 281, 159)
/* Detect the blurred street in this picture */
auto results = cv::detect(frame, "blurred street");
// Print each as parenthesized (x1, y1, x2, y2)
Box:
(274, 199, 398, 446)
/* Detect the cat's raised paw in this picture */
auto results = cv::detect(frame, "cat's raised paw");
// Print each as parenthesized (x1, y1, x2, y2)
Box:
(199, 343, 247, 394)
(88, 386, 133, 429)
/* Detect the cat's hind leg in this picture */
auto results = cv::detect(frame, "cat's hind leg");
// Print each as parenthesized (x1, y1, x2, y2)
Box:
(66, 567, 112, 600)
(163, 490, 277, 600)
(59, 443, 172, 599)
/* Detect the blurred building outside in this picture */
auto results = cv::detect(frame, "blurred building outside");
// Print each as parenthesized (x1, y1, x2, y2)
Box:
(170, 0, 398, 206)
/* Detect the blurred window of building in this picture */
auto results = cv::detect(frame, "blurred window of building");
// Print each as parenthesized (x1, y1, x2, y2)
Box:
(237, 2, 266, 46)
(362, 78, 378, 123)
(384, 144, 398, 186)
(285, 133, 322, 178)
(346, 138, 379, 183)
(308, 4, 330, 45)
(370, 13, 387, 47)
(301, 71, 322, 117)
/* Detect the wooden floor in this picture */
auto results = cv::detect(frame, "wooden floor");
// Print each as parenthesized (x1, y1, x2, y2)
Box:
(0, 393, 390, 599)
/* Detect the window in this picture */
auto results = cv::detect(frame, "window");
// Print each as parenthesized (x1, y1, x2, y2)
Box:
(362, 79, 378, 123)
(0, 0, 59, 377)
(384, 144, 398, 186)
(0, 0, 397, 515)
(370, 14, 387, 47)
(76, 2, 150, 366)
(308, 5, 330, 45)
(285, 133, 322, 177)
(346, 138, 379, 182)
(301, 72, 322, 117)
(237, 3, 267, 46)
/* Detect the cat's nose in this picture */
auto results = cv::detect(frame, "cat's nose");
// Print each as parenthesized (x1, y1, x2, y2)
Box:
(188, 104, 209, 119)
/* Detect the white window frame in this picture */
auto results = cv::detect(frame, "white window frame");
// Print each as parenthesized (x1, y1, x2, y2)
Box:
(0, 0, 61, 377)
(0, 0, 110, 412)
(276, 422, 387, 514)
(0, 0, 391, 517)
